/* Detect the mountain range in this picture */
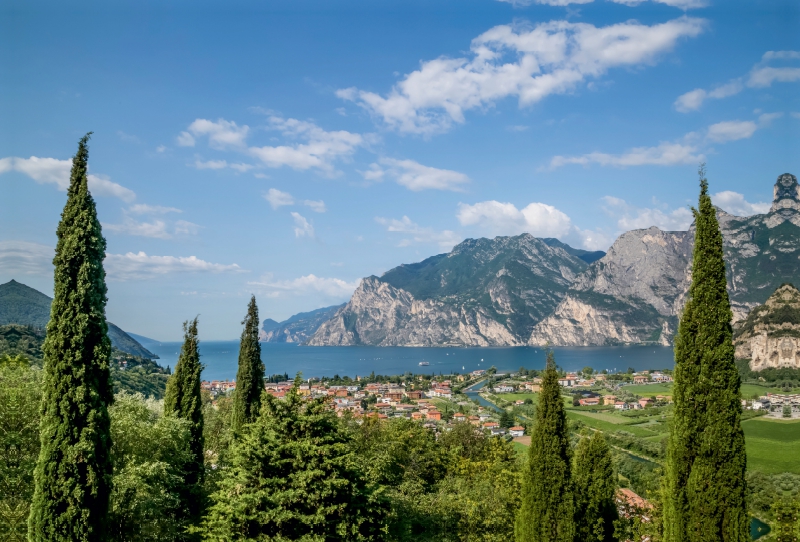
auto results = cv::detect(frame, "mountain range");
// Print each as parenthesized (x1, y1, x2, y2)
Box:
(271, 172, 800, 347)
(0, 279, 157, 359)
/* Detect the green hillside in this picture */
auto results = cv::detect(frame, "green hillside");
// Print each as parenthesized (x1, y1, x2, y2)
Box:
(0, 279, 156, 359)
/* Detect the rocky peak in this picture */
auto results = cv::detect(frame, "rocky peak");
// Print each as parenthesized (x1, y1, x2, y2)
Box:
(771, 173, 800, 213)
(733, 283, 800, 369)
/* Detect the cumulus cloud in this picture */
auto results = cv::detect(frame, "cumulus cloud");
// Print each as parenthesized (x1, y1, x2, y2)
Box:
(369, 158, 470, 192)
(304, 200, 327, 213)
(375, 216, 461, 249)
(186, 118, 249, 149)
(610, 0, 708, 7)
(248, 116, 364, 175)
(181, 115, 365, 176)
(550, 141, 703, 169)
(248, 274, 361, 299)
(711, 191, 770, 216)
(0, 241, 54, 276)
(456, 200, 573, 238)
(1, 156, 136, 202)
(104, 252, 244, 281)
(193, 159, 229, 170)
(291, 212, 315, 238)
(706, 120, 758, 143)
(127, 204, 182, 215)
(338, 17, 704, 134)
(104, 205, 198, 239)
(104, 217, 172, 239)
(602, 196, 693, 231)
(675, 50, 800, 112)
(264, 188, 295, 209)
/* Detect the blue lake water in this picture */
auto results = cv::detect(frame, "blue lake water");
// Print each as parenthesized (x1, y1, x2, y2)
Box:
(145, 341, 675, 382)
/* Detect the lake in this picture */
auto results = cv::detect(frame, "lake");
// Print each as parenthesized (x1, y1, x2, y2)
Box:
(144, 341, 675, 381)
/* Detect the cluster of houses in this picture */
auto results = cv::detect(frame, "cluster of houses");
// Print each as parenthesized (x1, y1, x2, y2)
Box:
(200, 379, 237, 396)
(748, 393, 800, 416)
(584, 394, 670, 410)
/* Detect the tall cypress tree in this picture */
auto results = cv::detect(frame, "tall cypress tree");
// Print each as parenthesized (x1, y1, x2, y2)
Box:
(663, 165, 748, 542)
(516, 351, 574, 542)
(230, 295, 264, 434)
(573, 432, 619, 542)
(164, 317, 205, 535)
(28, 134, 115, 542)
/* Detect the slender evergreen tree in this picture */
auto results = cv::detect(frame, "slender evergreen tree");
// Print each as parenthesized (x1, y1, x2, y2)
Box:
(164, 317, 205, 537)
(663, 165, 748, 542)
(516, 351, 574, 542)
(230, 295, 264, 434)
(573, 432, 619, 542)
(28, 134, 115, 542)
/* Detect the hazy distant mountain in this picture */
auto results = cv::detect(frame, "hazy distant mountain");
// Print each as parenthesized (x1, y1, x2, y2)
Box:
(0, 279, 157, 359)
(541, 238, 606, 264)
(309, 234, 588, 346)
(260, 304, 345, 343)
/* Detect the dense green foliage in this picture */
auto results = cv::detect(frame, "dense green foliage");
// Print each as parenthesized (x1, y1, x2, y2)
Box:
(28, 134, 116, 542)
(231, 296, 265, 434)
(204, 378, 388, 541)
(0, 355, 42, 542)
(108, 393, 195, 541)
(516, 352, 574, 542)
(573, 432, 619, 542)
(663, 167, 748, 542)
(163, 317, 205, 536)
(0, 325, 45, 361)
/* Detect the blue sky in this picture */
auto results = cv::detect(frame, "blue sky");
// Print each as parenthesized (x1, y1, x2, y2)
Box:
(2, 0, 799, 340)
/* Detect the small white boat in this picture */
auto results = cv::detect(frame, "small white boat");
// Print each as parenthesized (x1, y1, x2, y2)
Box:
(419, 361, 430, 366)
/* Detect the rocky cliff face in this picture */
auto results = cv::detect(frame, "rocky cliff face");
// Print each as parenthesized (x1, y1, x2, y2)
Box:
(309, 173, 800, 348)
(260, 304, 344, 343)
(733, 283, 800, 370)
(309, 234, 588, 346)
(531, 173, 800, 346)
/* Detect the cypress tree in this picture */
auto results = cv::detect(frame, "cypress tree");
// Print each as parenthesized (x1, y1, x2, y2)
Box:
(573, 432, 619, 542)
(516, 351, 574, 542)
(28, 134, 115, 542)
(230, 295, 264, 434)
(663, 165, 748, 542)
(164, 317, 205, 535)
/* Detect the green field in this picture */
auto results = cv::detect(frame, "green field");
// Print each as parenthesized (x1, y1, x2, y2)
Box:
(742, 418, 800, 474)
(621, 383, 674, 396)
(567, 411, 661, 437)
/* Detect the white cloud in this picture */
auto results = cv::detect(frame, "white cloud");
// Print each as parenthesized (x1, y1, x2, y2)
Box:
(248, 274, 361, 299)
(711, 191, 770, 216)
(194, 159, 229, 170)
(248, 116, 364, 175)
(304, 200, 327, 213)
(104, 217, 171, 239)
(792, 112, 800, 120)
(375, 216, 461, 249)
(0, 241, 54, 276)
(602, 196, 693, 230)
(156, 145, 167, 153)
(573, 228, 612, 251)
(338, 17, 704, 134)
(104, 252, 243, 281)
(127, 204, 182, 215)
(104, 207, 198, 239)
(675, 50, 800, 112)
(1, 156, 136, 202)
(374, 158, 469, 192)
(611, 0, 708, 7)
(359, 163, 385, 182)
(291, 212, 314, 238)
(550, 140, 703, 168)
(176, 131, 195, 147)
(264, 188, 295, 209)
(706, 120, 758, 142)
(497, 0, 593, 5)
(174, 220, 201, 235)
(187, 118, 249, 149)
(456, 200, 573, 238)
